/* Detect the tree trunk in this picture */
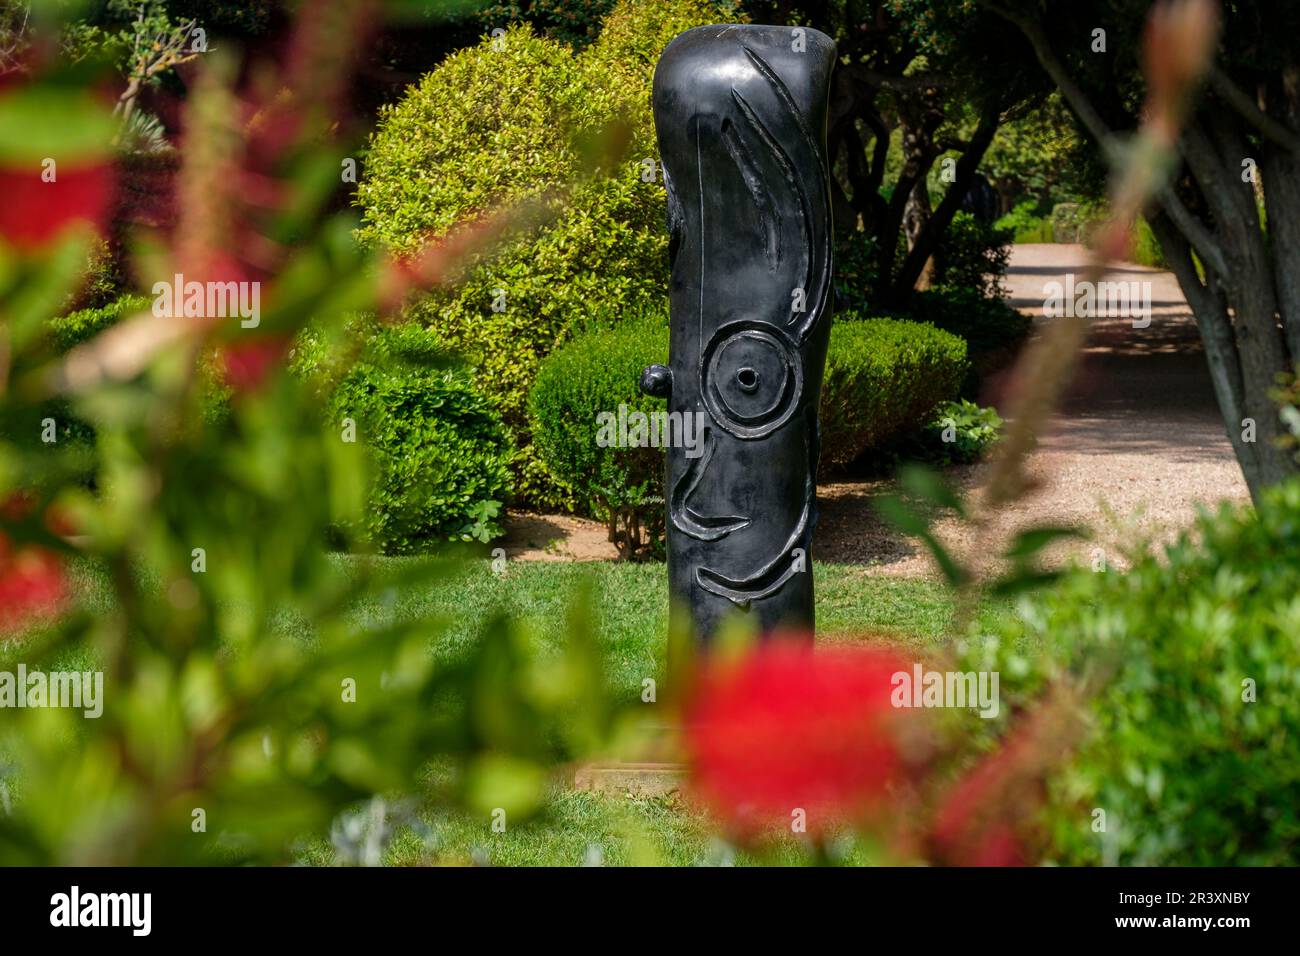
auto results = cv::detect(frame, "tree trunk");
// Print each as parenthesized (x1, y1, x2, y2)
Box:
(903, 179, 934, 289)
(890, 108, 1000, 301)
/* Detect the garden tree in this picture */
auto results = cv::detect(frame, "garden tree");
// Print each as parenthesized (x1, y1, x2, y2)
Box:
(983, 0, 1300, 498)
(981, 92, 1105, 212)
(0, 1, 27, 72)
(745, 0, 1046, 302)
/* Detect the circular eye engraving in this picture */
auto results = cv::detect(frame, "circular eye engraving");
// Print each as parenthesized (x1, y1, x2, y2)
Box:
(701, 321, 802, 439)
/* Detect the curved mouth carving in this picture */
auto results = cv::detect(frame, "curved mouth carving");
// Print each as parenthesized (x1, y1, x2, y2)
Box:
(696, 429, 815, 609)
(669, 426, 752, 542)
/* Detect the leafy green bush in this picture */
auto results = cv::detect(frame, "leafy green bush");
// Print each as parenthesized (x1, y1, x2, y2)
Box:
(326, 326, 514, 554)
(820, 316, 969, 468)
(529, 311, 667, 558)
(913, 399, 1004, 464)
(975, 481, 1300, 865)
(994, 200, 1055, 244)
(1132, 216, 1167, 269)
(356, 1, 732, 506)
(48, 292, 150, 351)
(931, 210, 1012, 300)
(833, 229, 883, 315)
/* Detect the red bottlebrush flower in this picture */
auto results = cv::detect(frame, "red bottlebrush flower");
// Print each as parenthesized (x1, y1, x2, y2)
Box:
(927, 686, 1083, 867)
(219, 335, 288, 394)
(0, 532, 68, 637)
(684, 640, 915, 836)
(0, 161, 114, 251)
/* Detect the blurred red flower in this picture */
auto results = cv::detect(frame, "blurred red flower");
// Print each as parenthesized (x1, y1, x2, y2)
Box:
(0, 161, 114, 251)
(684, 640, 913, 835)
(0, 532, 68, 637)
(219, 336, 288, 394)
(926, 687, 1081, 866)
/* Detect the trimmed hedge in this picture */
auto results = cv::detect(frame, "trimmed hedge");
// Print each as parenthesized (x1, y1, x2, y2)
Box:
(528, 310, 667, 556)
(820, 315, 969, 468)
(891, 288, 1030, 361)
(324, 325, 514, 554)
(530, 311, 968, 550)
(356, 1, 735, 507)
(971, 480, 1300, 866)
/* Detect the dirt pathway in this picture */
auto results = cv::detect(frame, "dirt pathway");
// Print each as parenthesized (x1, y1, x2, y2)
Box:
(504, 243, 1251, 570)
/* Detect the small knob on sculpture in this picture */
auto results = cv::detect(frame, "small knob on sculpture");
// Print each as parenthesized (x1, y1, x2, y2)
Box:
(640, 364, 673, 398)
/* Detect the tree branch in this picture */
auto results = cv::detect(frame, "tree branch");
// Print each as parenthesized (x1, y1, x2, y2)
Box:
(1208, 64, 1300, 155)
(980, 0, 1112, 144)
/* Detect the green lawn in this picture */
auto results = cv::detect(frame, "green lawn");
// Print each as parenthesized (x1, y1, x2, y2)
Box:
(313, 558, 1004, 866)
(27, 556, 1006, 866)
(325, 558, 1006, 696)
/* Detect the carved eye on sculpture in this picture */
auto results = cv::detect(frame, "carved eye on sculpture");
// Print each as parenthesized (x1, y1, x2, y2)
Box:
(701, 321, 802, 439)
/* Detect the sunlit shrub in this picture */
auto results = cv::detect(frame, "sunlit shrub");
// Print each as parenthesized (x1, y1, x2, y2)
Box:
(356, 1, 735, 506)
(530, 311, 968, 554)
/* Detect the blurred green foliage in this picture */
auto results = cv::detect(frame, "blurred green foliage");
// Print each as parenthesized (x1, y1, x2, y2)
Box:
(0, 1, 625, 864)
(970, 482, 1300, 865)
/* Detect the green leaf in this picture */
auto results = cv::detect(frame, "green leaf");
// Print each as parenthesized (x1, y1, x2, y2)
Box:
(898, 463, 966, 516)
(0, 87, 117, 164)
(1004, 525, 1086, 561)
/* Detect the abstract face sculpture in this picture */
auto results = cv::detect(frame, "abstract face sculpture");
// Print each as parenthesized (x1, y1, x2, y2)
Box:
(645, 24, 836, 643)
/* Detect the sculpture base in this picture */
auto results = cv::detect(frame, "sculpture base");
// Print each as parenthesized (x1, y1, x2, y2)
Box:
(571, 721, 686, 797)
(571, 762, 687, 798)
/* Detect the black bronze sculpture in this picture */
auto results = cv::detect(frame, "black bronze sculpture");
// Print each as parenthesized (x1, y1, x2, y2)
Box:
(645, 24, 836, 643)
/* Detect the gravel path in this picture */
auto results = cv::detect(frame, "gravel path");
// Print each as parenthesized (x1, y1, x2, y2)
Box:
(504, 243, 1251, 570)
(818, 243, 1250, 576)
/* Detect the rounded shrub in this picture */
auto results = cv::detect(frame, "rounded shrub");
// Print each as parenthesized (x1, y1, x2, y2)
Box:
(529, 311, 668, 558)
(975, 480, 1300, 865)
(355, 1, 737, 507)
(820, 315, 969, 468)
(530, 312, 969, 553)
(326, 326, 514, 554)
